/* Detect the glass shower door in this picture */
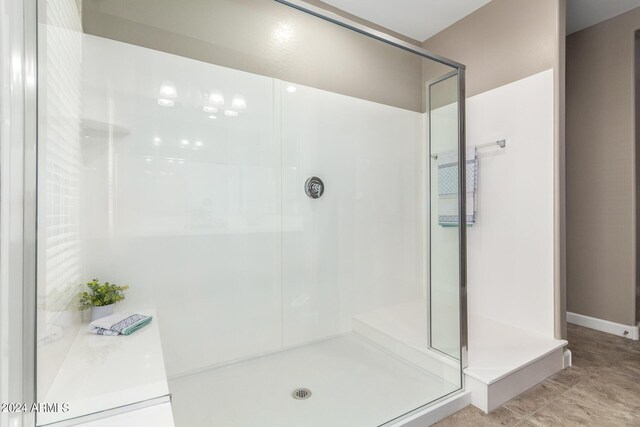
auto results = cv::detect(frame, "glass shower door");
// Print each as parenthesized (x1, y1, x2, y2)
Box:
(33, 1, 467, 425)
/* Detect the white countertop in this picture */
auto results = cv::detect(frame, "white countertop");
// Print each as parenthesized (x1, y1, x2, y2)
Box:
(39, 310, 170, 425)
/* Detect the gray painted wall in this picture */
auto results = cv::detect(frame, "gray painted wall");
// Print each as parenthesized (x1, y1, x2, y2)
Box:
(566, 7, 640, 326)
(421, 0, 566, 338)
(422, 0, 559, 98)
(82, 0, 435, 112)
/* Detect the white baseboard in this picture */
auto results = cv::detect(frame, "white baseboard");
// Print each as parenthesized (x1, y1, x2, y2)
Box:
(567, 312, 639, 340)
(563, 349, 572, 369)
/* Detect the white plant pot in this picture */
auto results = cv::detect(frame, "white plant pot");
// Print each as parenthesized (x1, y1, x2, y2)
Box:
(91, 304, 114, 321)
(50, 309, 74, 328)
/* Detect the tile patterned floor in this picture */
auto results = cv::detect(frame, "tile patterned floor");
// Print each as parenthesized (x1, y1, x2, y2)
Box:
(434, 323, 640, 426)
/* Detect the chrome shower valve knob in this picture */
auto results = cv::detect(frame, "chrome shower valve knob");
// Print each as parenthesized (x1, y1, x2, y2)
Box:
(305, 176, 324, 199)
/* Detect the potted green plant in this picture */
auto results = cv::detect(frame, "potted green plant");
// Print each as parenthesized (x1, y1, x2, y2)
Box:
(78, 279, 129, 321)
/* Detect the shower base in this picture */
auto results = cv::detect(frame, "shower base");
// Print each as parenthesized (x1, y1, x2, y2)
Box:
(169, 333, 460, 427)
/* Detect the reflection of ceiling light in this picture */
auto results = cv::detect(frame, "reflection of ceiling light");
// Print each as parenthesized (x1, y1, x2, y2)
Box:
(286, 85, 297, 93)
(209, 115, 217, 119)
(203, 106, 217, 113)
(195, 141, 203, 147)
(274, 22, 293, 42)
(224, 110, 238, 117)
(158, 98, 174, 107)
(180, 139, 189, 146)
(168, 159, 175, 163)
(159, 80, 177, 98)
(231, 95, 247, 109)
(209, 92, 224, 105)
(153, 137, 161, 146)
(144, 158, 152, 163)
(177, 159, 185, 164)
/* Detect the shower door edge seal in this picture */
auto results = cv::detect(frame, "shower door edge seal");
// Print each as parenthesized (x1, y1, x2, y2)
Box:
(457, 69, 468, 377)
(24, 0, 39, 425)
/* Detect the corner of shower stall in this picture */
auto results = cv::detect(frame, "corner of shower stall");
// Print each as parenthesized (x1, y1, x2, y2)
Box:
(31, 0, 468, 426)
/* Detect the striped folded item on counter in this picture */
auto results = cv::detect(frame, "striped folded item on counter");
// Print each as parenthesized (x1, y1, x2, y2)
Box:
(89, 312, 153, 336)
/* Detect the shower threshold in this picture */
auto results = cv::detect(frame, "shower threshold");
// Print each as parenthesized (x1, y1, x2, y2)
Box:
(169, 333, 459, 427)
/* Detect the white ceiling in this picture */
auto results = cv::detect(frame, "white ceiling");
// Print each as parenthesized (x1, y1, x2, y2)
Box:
(319, 1, 640, 41)
(566, 0, 640, 34)
(321, 0, 491, 42)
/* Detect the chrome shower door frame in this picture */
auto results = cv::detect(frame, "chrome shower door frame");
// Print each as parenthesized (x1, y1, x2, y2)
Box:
(1, 0, 38, 426)
(425, 69, 468, 372)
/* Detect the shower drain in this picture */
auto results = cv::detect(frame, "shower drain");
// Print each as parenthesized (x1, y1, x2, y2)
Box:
(291, 388, 312, 400)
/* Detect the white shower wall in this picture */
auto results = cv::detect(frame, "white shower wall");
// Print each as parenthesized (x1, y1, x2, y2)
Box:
(281, 83, 425, 347)
(79, 35, 426, 378)
(429, 70, 555, 340)
(466, 70, 555, 337)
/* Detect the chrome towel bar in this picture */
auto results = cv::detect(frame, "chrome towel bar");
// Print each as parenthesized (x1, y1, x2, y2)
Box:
(431, 139, 506, 160)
